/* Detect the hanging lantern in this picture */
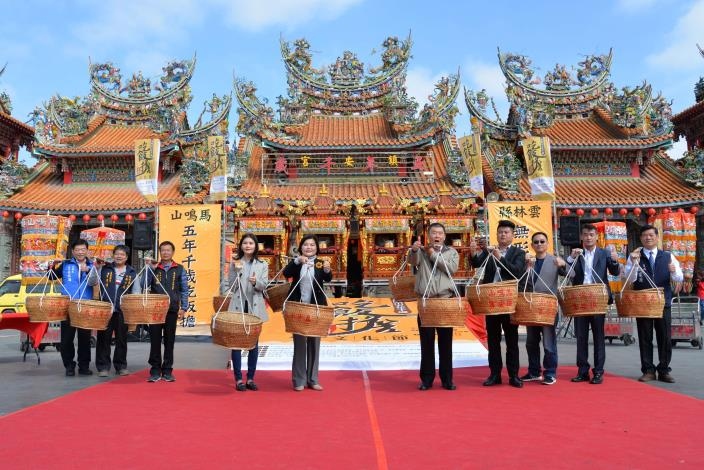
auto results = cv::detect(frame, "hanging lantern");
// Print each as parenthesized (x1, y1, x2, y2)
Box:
(14, 212, 23, 221)
(69, 214, 77, 222)
(138, 212, 147, 220)
(1, 210, 8, 219)
(662, 208, 670, 215)
(691, 206, 699, 214)
(561, 208, 571, 216)
(125, 214, 134, 222)
(82, 214, 91, 223)
(647, 208, 656, 216)
(619, 208, 628, 216)
(590, 208, 599, 216)
(604, 208, 613, 216)
(677, 208, 684, 213)
(633, 207, 642, 216)
(225, 205, 233, 213)
(576, 209, 585, 217)
(110, 214, 119, 222)
(97, 214, 105, 222)
(470, 203, 479, 211)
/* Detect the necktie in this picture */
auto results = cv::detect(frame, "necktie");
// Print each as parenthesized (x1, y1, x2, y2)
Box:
(648, 251, 655, 272)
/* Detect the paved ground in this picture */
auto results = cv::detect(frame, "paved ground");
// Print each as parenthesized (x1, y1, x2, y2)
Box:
(1, 322, 702, 416)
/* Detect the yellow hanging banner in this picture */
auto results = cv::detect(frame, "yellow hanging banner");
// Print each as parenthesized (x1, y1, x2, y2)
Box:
(458, 133, 485, 199)
(487, 200, 553, 255)
(158, 204, 222, 325)
(522, 136, 555, 201)
(207, 135, 228, 200)
(134, 138, 160, 202)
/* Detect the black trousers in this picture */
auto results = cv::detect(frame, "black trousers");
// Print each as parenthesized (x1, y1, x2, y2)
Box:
(417, 316, 453, 386)
(574, 314, 605, 376)
(485, 314, 519, 377)
(96, 310, 128, 372)
(636, 306, 672, 374)
(60, 320, 91, 370)
(148, 311, 178, 374)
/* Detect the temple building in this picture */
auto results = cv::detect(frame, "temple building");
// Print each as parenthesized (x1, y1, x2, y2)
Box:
(464, 49, 703, 249)
(229, 35, 479, 292)
(0, 58, 231, 270)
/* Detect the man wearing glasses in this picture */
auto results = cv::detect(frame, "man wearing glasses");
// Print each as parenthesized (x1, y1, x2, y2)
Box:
(566, 224, 620, 385)
(520, 232, 566, 385)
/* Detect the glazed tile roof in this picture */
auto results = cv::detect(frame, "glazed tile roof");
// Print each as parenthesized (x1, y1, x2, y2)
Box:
(35, 119, 167, 156)
(0, 111, 35, 136)
(0, 163, 204, 213)
(483, 153, 703, 207)
(539, 110, 671, 148)
(232, 143, 478, 201)
(261, 114, 434, 149)
(671, 100, 704, 124)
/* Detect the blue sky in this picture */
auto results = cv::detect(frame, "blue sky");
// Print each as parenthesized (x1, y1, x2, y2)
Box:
(2, 0, 704, 162)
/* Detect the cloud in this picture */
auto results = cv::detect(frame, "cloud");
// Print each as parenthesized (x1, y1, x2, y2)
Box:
(668, 138, 689, 160)
(646, 0, 704, 70)
(216, 0, 364, 32)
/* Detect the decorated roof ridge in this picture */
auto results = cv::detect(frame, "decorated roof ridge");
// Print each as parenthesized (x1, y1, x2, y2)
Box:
(89, 54, 196, 106)
(464, 87, 517, 140)
(279, 33, 412, 93)
(498, 47, 613, 100)
(698, 43, 704, 59)
(408, 70, 460, 137)
(178, 92, 232, 140)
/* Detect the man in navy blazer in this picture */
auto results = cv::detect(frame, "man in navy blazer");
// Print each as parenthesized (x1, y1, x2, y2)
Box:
(566, 223, 620, 385)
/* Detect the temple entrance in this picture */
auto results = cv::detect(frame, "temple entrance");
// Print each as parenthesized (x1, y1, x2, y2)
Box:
(346, 237, 363, 297)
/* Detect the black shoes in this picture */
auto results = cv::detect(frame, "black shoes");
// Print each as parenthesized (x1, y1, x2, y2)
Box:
(442, 382, 456, 390)
(590, 373, 603, 385)
(162, 373, 175, 382)
(657, 372, 675, 383)
(571, 374, 590, 383)
(65, 368, 75, 377)
(508, 376, 523, 388)
(78, 369, 93, 376)
(236, 381, 247, 391)
(482, 375, 502, 386)
(418, 382, 432, 391)
(246, 380, 258, 391)
(147, 373, 161, 382)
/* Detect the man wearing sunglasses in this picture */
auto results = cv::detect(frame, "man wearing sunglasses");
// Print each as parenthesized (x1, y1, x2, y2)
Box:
(566, 223, 620, 385)
(521, 232, 566, 385)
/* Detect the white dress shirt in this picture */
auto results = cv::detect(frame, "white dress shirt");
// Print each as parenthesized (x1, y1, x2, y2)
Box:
(624, 248, 683, 282)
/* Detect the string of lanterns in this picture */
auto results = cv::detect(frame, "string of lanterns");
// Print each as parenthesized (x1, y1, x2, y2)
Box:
(561, 206, 699, 217)
(0, 211, 150, 223)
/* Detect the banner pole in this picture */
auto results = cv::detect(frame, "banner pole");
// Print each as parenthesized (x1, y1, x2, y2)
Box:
(220, 200, 226, 295)
(552, 199, 559, 255)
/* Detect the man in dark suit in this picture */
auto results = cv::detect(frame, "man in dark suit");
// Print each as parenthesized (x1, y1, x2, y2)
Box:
(625, 224, 682, 383)
(566, 223, 620, 385)
(470, 220, 526, 388)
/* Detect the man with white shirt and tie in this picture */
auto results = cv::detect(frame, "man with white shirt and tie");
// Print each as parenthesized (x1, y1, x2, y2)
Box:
(625, 224, 683, 384)
(566, 224, 621, 384)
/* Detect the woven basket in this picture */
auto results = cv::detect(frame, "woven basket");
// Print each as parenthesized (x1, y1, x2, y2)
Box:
(211, 312, 263, 350)
(283, 301, 335, 337)
(511, 293, 558, 326)
(266, 282, 291, 312)
(212, 296, 231, 312)
(560, 284, 608, 317)
(26, 295, 70, 322)
(390, 275, 417, 302)
(466, 280, 518, 315)
(121, 294, 170, 325)
(68, 300, 113, 330)
(418, 297, 468, 328)
(616, 288, 665, 319)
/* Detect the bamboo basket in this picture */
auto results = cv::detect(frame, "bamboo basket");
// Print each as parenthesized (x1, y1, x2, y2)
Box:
(511, 293, 558, 326)
(211, 312, 263, 350)
(26, 295, 70, 322)
(283, 301, 335, 337)
(121, 294, 170, 325)
(560, 284, 608, 317)
(68, 300, 113, 330)
(212, 295, 231, 312)
(266, 282, 291, 312)
(390, 276, 416, 302)
(418, 297, 468, 328)
(466, 280, 518, 315)
(616, 288, 665, 319)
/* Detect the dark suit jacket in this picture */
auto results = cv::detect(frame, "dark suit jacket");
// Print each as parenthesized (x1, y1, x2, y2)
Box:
(569, 247, 620, 304)
(472, 246, 526, 285)
(283, 259, 333, 306)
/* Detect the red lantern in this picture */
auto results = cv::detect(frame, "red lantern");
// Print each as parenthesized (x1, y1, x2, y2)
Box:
(14, 212, 22, 221)
(110, 214, 119, 222)
(662, 208, 670, 215)
(97, 214, 105, 222)
(82, 214, 91, 223)
(576, 209, 585, 217)
(125, 214, 134, 222)
(1, 210, 8, 219)
(633, 207, 642, 216)
(604, 208, 613, 216)
(225, 205, 233, 213)
(619, 208, 628, 216)
(470, 203, 479, 211)
(691, 206, 699, 214)
(561, 208, 571, 216)
(677, 208, 684, 213)
(138, 212, 147, 220)
(590, 208, 599, 216)
(69, 214, 77, 222)
(647, 208, 656, 216)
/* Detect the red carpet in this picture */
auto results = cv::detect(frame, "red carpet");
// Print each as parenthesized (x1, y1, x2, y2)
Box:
(0, 367, 702, 469)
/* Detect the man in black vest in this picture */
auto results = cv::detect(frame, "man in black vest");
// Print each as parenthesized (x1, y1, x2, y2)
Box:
(146, 241, 189, 383)
(470, 220, 526, 388)
(625, 225, 682, 383)
(566, 224, 620, 385)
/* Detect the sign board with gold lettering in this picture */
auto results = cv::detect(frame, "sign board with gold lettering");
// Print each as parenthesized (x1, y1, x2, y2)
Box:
(486, 200, 553, 255)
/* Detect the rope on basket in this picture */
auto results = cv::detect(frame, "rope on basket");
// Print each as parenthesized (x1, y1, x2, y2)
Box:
(391, 249, 413, 285)
(28, 268, 69, 309)
(282, 260, 329, 318)
(517, 266, 557, 304)
(74, 264, 115, 312)
(421, 249, 461, 309)
(471, 250, 519, 297)
(558, 252, 608, 301)
(620, 260, 662, 301)
(264, 264, 288, 294)
(211, 271, 251, 339)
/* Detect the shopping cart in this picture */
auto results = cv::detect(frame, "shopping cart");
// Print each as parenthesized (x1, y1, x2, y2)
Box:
(671, 296, 702, 349)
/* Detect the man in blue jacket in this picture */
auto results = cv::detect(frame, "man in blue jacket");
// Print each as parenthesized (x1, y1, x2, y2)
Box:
(52, 239, 95, 377)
